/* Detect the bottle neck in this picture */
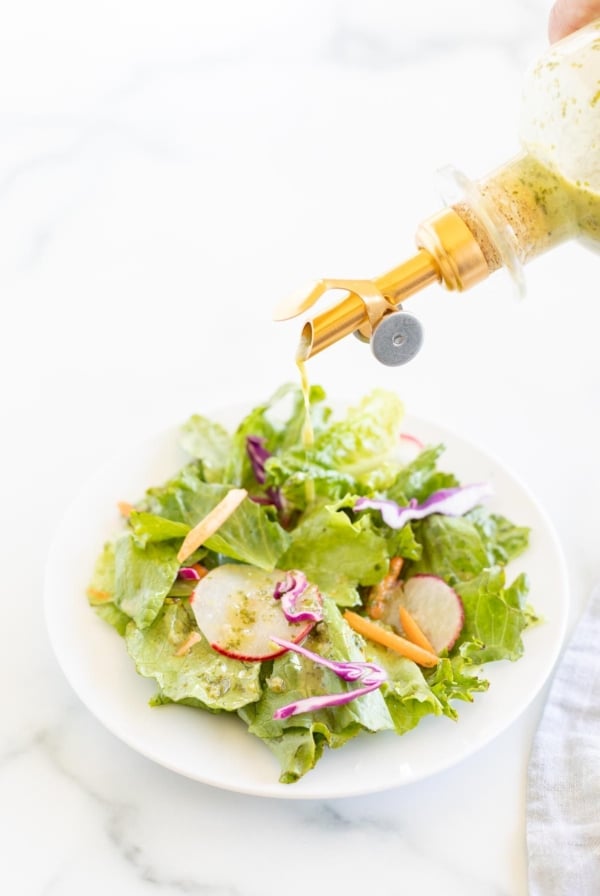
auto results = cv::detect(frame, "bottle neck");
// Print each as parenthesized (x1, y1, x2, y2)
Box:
(375, 152, 581, 308)
(449, 152, 582, 292)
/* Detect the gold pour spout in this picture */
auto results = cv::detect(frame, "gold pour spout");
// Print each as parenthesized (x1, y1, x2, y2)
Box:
(273, 207, 492, 364)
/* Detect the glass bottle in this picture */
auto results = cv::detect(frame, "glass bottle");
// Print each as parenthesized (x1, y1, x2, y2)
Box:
(276, 20, 600, 365)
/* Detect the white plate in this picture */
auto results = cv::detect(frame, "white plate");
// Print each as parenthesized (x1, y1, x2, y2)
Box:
(44, 408, 569, 799)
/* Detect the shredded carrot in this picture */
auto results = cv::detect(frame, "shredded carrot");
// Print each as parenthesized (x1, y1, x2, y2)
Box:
(386, 556, 404, 584)
(398, 605, 436, 654)
(191, 563, 208, 579)
(175, 631, 202, 656)
(117, 501, 134, 518)
(366, 591, 385, 620)
(86, 586, 112, 604)
(177, 488, 247, 563)
(344, 610, 439, 667)
(366, 556, 404, 619)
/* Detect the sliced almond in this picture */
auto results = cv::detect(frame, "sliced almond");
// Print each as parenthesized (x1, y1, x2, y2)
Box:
(177, 488, 247, 563)
(175, 631, 202, 657)
(87, 586, 112, 605)
(117, 501, 134, 518)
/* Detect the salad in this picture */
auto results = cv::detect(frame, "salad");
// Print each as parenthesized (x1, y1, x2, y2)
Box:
(87, 384, 534, 783)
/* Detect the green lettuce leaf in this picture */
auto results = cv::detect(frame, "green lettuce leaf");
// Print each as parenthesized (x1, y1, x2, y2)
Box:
(114, 534, 180, 629)
(202, 488, 291, 570)
(239, 597, 393, 783)
(267, 458, 356, 511)
(424, 655, 489, 719)
(364, 643, 444, 734)
(94, 603, 131, 637)
(240, 722, 328, 784)
(179, 415, 232, 482)
(129, 511, 190, 547)
(87, 541, 116, 600)
(467, 507, 530, 566)
(365, 641, 487, 731)
(311, 389, 404, 479)
(334, 494, 422, 563)
(126, 602, 262, 712)
(456, 567, 530, 663)
(266, 389, 404, 511)
(87, 541, 131, 636)
(279, 503, 389, 606)
(143, 462, 207, 522)
(384, 522, 422, 562)
(407, 515, 490, 584)
(387, 444, 458, 503)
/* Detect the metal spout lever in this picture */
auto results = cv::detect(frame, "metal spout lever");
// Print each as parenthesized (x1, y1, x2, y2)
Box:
(273, 207, 491, 364)
(273, 253, 437, 362)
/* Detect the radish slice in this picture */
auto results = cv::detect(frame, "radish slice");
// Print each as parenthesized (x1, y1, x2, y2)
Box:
(396, 432, 425, 464)
(191, 564, 318, 661)
(383, 574, 464, 653)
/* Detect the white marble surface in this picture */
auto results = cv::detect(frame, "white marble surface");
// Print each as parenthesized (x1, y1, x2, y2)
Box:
(3, 1, 600, 893)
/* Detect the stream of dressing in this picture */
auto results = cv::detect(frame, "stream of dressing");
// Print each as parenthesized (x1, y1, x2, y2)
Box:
(296, 353, 315, 504)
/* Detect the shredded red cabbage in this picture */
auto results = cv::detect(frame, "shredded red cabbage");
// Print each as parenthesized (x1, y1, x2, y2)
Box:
(273, 571, 323, 623)
(269, 636, 387, 719)
(246, 436, 269, 484)
(178, 566, 201, 581)
(354, 482, 493, 529)
(246, 435, 284, 511)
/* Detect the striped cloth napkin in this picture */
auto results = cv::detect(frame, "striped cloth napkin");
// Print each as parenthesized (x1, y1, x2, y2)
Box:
(527, 585, 600, 895)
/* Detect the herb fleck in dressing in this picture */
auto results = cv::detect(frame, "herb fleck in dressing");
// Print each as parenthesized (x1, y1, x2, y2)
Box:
(454, 153, 600, 272)
(221, 586, 269, 652)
